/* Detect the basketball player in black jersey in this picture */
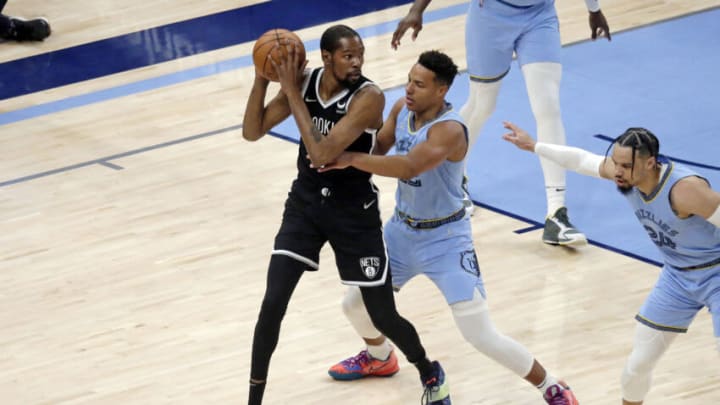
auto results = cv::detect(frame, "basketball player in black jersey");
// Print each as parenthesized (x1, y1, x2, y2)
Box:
(242, 25, 451, 405)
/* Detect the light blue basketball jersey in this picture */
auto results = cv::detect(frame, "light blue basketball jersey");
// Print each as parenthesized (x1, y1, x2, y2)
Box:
(627, 158, 720, 336)
(624, 158, 720, 270)
(393, 103, 467, 221)
(384, 102, 485, 305)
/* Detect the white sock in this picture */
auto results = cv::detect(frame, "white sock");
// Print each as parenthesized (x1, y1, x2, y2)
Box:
(545, 186, 566, 216)
(536, 374, 560, 392)
(367, 341, 392, 361)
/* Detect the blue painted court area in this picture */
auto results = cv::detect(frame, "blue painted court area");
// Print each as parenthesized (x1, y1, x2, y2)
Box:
(277, 8, 720, 265)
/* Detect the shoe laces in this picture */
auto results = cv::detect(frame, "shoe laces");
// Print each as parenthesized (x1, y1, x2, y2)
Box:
(551, 208, 574, 227)
(421, 378, 436, 405)
(341, 350, 370, 368)
(420, 374, 441, 404)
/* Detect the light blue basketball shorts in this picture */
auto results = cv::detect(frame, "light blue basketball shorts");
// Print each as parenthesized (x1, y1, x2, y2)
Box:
(636, 264, 720, 336)
(465, 0, 560, 81)
(384, 215, 486, 305)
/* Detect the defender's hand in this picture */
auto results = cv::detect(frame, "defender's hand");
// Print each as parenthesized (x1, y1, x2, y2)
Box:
(589, 10, 611, 41)
(391, 11, 423, 50)
(502, 121, 537, 152)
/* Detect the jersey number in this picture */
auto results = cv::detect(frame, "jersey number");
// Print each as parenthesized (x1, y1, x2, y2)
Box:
(644, 225, 677, 250)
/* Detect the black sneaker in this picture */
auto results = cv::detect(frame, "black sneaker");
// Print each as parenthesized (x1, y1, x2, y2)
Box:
(542, 207, 587, 247)
(9, 17, 51, 41)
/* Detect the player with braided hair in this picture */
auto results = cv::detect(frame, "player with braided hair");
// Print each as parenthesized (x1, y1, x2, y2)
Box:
(503, 122, 720, 405)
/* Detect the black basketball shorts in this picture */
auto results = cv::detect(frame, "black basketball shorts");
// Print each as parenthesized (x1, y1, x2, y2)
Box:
(272, 192, 388, 287)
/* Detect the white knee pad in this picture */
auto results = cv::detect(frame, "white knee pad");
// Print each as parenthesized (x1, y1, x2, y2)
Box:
(341, 286, 381, 339)
(459, 80, 502, 148)
(621, 323, 677, 402)
(451, 289, 534, 377)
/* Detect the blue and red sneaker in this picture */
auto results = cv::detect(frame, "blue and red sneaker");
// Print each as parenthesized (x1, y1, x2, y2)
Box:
(328, 349, 400, 381)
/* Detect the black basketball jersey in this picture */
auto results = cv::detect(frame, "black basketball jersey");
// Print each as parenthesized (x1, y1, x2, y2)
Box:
(293, 67, 379, 197)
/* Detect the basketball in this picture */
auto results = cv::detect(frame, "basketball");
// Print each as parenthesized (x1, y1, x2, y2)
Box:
(252, 29, 306, 82)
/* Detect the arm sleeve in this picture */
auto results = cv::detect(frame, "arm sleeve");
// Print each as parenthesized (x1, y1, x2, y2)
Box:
(709, 205, 720, 227)
(534, 142, 605, 178)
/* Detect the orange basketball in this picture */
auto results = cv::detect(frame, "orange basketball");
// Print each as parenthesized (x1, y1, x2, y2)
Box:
(252, 29, 306, 82)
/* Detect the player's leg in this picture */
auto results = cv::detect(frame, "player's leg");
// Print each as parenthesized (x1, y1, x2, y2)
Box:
(462, 1, 517, 148)
(461, 2, 518, 215)
(248, 196, 324, 405)
(359, 280, 451, 404)
(328, 217, 419, 380)
(623, 268, 698, 404)
(0, 0, 11, 38)
(248, 254, 306, 405)
(703, 264, 720, 354)
(331, 210, 450, 403)
(0, 14, 9, 38)
(621, 323, 678, 404)
(451, 290, 578, 404)
(422, 225, 577, 404)
(327, 285, 401, 380)
(516, 4, 586, 246)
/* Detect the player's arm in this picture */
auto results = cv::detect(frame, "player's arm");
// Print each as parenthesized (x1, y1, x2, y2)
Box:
(317, 119, 465, 180)
(241, 75, 291, 141)
(502, 121, 615, 179)
(273, 43, 385, 166)
(373, 98, 405, 156)
(292, 84, 385, 166)
(584, 0, 611, 41)
(391, 0, 432, 49)
(670, 177, 720, 226)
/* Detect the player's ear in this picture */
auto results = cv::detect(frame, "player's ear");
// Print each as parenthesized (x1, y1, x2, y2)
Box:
(437, 84, 449, 98)
(321, 50, 332, 67)
(646, 155, 657, 170)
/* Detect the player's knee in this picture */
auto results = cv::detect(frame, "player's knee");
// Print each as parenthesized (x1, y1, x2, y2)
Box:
(716, 336, 720, 354)
(341, 286, 364, 318)
(625, 345, 658, 376)
(367, 308, 395, 333)
(621, 364, 651, 403)
(364, 298, 399, 334)
(260, 255, 304, 316)
(462, 81, 500, 118)
(451, 293, 494, 347)
(626, 325, 672, 374)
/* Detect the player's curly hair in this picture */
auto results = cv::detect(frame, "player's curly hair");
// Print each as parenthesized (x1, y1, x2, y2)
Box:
(417, 50, 458, 87)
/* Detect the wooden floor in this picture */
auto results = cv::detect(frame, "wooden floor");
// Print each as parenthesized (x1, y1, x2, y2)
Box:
(1, 0, 719, 404)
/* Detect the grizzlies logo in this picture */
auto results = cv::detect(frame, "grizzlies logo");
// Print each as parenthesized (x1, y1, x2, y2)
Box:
(460, 250, 480, 276)
(360, 256, 381, 279)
